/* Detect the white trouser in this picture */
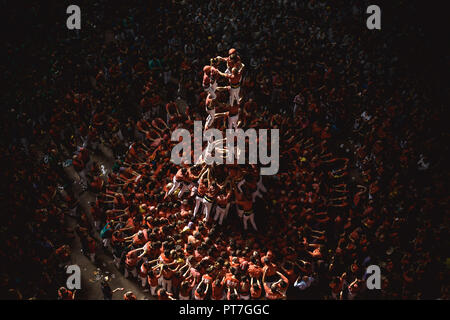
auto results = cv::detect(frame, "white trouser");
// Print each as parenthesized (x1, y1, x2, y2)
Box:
(179, 182, 193, 198)
(150, 285, 157, 296)
(214, 205, 227, 225)
(193, 196, 203, 217)
(202, 198, 214, 221)
(167, 176, 182, 196)
(228, 114, 239, 129)
(240, 294, 250, 300)
(204, 82, 217, 99)
(161, 278, 172, 293)
(229, 86, 240, 106)
(205, 108, 215, 130)
(243, 212, 257, 231)
(140, 276, 147, 288)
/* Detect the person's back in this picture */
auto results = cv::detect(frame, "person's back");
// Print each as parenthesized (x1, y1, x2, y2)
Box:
(212, 279, 224, 300)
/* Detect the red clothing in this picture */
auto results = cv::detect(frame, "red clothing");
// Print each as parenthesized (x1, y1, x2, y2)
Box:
(202, 67, 218, 87)
(226, 70, 242, 87)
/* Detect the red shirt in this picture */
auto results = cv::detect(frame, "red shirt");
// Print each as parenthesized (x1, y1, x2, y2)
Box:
(216, 191, 232, 207)
(226, 70, 242, 86)
(202, 67, 218, 87)
(212, 281, 225, 300)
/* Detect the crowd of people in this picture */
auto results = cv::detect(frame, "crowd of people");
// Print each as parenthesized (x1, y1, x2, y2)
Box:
(1, 0, 448, 300)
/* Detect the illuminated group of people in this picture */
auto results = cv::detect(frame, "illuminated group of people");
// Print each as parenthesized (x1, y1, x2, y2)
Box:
(2, 0, 447, 301)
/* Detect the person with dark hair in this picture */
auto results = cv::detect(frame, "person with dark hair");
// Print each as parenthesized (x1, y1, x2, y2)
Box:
(57, 287, 75, 300)
(123, 291, 137, 300)
(194, 279, 209, 300)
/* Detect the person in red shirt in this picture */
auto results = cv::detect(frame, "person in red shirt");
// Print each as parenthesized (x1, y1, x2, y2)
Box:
(200, 169, 219, 222)
(157, 288, 175, 300)
(202, 65, 219, 99)
(227, 100, 240, 129)
(160, 264, 175, 293)
(262, 257, 278, 285)
(139, 261, 151, 288)
(123, 291, 137, 300)
(194, 279, 209, 300)
(248, 255, 263, 280)
(250, 277, 262, 299)
(193, 169, 208, 218)
(211, 277, 226, 300)
(224, 65, 244, 107)
(263, 282, 285, 300)
(239, 275, 251, 300)
(235, 188, 257, 231)
(124, 249, 141, 279)
(147, 269, 160, 296)
(216, 48, 243, 75)
(176, 276, 191, 300)
(58, 287, 75, 300)
(214, 185, 232, 225)
(224, 267, 240, 296)
(165, 167, 188, 199)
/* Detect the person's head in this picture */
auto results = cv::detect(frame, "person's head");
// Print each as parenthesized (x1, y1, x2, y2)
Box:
(181, 281, 190, 290)
(58, 287, 67, 296)
(232, 67, 238, 75)
(159, 288, 167, 297)
(203, 65, 211, 74)
(270, 283, 279, 293)
(197, 282, 206, 292)
(124, 291, 136, 300)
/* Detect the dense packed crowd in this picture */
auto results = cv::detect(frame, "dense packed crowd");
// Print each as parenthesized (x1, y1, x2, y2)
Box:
(0, 0, 448, 300)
